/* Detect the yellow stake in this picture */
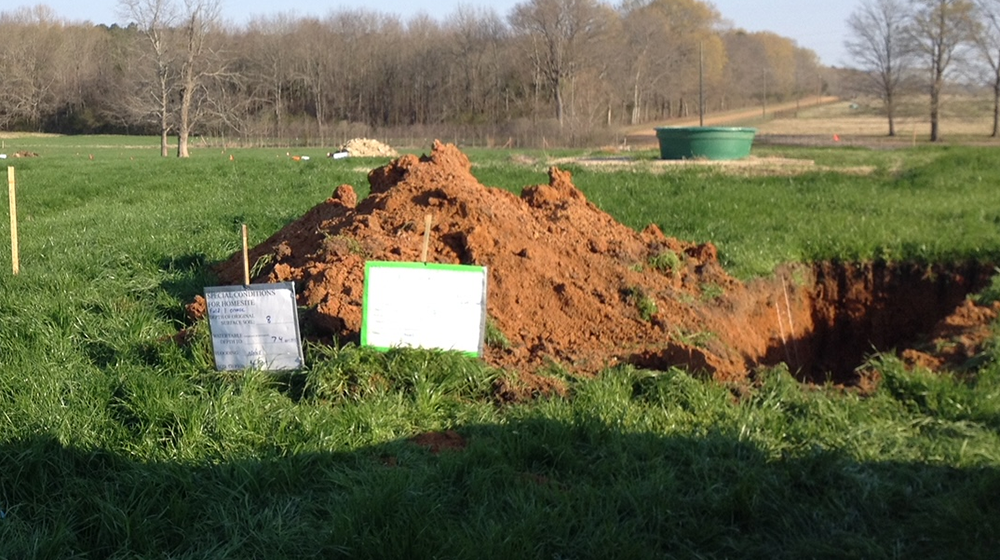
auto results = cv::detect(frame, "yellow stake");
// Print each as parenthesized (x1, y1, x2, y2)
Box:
(7, 166, 19, 275)
(242, 223, 250, 285)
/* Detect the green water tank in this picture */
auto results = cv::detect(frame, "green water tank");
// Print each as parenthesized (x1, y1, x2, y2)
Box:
(654, 127, 757, 161)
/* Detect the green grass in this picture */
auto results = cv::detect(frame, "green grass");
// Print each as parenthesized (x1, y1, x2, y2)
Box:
(537, 145, 1000, 277)
(1, 137, 1000, 557)
(648, 249, 682, 276)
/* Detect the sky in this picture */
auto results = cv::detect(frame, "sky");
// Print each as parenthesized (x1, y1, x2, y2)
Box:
(13, 0, 860, 67)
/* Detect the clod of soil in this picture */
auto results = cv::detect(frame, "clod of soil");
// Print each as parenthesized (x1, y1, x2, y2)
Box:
(205, 141, 996, 387)
(409, 430, 467, 454)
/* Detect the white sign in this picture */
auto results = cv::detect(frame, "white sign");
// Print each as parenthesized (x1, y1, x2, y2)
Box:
(361, 261, 488, 356)
(205, 283, 304, 371)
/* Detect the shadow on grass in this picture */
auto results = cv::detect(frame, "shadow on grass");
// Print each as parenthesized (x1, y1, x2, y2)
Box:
(1, 417, 998, 559)
(158, 253, 217, 298)
(156, 252, 220, 327)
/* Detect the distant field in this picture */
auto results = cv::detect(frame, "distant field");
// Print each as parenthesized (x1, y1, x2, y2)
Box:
(756, 97, 997, 139)
(626, 94, 999, 146)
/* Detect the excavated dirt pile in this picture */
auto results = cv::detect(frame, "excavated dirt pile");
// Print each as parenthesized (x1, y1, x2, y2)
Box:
(337, 138, 398, 158)
(206, 141, 997, 387)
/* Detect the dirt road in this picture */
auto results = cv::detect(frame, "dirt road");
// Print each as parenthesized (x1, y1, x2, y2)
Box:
(625, 96, 840, 145)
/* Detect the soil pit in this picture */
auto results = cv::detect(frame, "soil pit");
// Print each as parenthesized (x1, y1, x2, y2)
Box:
(199, 141, 997, 389)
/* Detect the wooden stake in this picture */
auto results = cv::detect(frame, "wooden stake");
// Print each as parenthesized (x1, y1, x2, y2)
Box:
(241, 223, 250, 285)
(7, 166, 18, 275)
(775, 301, 791, 366)
(421, 214, 433, 263)
(782, 277, 800, 368)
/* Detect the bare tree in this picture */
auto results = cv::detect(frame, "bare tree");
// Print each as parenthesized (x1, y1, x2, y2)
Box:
(196, 28, 258, 144)
(615, 0, 722, 124)
(0, 2, 852, 146)
(398, 14, 448, 125)
(509, 0, 610, 127)
(722, 31, 805, 115)
(907, 0, 978, 141)
(118, 0, 223, 157)
(974, 0, 1000, 136)
(758, 32, 798, 101)
(447, 6, 510, 125)
(793, 48, 824, 101)
(846, 0, 913, 136)
(322, 10, 392, 130)
(0, 7, 77, 131)
(616, 6, 658, 124)
(175, 0, 223, 157)
(119, 0, 178, 156)
(242, 14, 299, 140)
(721, 31, 765, 111)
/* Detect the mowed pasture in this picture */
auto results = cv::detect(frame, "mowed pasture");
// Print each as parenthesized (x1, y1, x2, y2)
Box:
(0, 128, 999, 558)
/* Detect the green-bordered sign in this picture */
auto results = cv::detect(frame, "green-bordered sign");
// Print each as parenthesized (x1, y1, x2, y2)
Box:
(205, 282, 304, 371)
(361, 261, 488, 356)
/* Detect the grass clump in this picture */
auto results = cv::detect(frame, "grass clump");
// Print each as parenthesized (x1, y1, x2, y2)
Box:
(485, 316, 511, 350)
(648, 249, 682, 276)
(673, 327, 715, 348)
(974, 267, 1000, 306)
(623, 286, 658, 321)
(320, 233, 367, 257)
(700, 282, 724, 302)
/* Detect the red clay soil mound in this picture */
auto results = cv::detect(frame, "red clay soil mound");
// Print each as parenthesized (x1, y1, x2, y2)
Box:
(206, 141, 996, 385)
(209, 140, 802, 382)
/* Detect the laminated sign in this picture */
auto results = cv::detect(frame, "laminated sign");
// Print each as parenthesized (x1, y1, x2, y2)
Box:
(205, 283, 304, 371)
(361, 261, 488, 356)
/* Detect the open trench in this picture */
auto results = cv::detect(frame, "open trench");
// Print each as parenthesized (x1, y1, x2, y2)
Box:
(628, 260, 997, 386)
(754, 261, 996, 384)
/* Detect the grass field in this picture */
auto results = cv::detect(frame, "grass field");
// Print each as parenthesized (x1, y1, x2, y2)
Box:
(0, 135, 999, 558)
(750, 96, 997, 137)
(627, 94, 1000, 148)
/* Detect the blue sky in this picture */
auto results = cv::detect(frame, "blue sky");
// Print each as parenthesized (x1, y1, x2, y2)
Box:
(11, 0, 859, 67)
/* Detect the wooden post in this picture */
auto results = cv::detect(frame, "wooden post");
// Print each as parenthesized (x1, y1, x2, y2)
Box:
(242, 223, 250, 285)
(762, 67, 768, 119)
(775, 301, 791, 365)
(7, 166, 18, 275)
(421, 214, 433, 263)
(698, 41, 704, 127)
(782, 277, 800, 368)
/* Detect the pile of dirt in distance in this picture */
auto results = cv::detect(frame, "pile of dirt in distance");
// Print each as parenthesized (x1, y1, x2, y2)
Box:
(337, 138, 398, 158)
(204, 141, 997, 393)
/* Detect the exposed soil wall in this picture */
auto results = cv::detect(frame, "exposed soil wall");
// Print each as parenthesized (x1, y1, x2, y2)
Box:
(200, 141, 997, 388)
(799, 262, 995, 381)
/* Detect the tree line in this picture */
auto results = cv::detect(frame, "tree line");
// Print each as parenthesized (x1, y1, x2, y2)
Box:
(846, 0, 1000, 140)
(0, 0, 829, 154)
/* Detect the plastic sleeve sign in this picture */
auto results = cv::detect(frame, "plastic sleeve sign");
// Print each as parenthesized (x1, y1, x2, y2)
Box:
(205, 282, 304, 371)
(361, 261, 488, 356)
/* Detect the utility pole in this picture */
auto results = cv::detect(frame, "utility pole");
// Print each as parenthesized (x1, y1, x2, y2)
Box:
(699, 41, 705, 127)
(762, 67, 768, 119)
